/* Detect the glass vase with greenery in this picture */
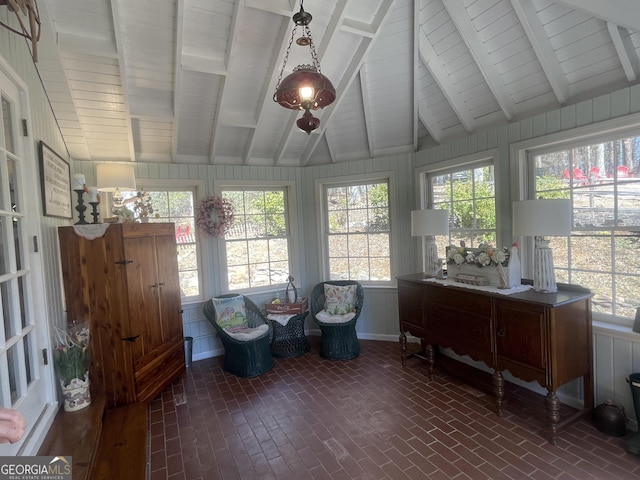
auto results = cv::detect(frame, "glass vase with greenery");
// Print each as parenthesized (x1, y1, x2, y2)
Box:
(52, 323, 90, 387)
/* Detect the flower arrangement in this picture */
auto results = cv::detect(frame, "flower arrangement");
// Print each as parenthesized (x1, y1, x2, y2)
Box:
(53, 324, 90, 387)
(196, 195, 235, 238)
(132, 190, 154, 219)
(447, 241, 509, 268)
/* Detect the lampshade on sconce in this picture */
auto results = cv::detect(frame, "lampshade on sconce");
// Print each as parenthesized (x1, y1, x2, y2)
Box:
(513, 199, 571, 293)
(96, 163, 136, 215)
(411, 209, 449, 277)
(273, 1, 336, 135)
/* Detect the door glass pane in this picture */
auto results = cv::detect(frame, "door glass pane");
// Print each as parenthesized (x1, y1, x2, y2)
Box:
(0, 217, 7, 275)
(2, 96, 14, 154)
(24, 333, 34, 385)
(18, 275, 28, 328)
(13, 217, 23, 271)
(8, 157, 19, 213)
(8, 343, 19, 403)
(2, 280, 16, 339)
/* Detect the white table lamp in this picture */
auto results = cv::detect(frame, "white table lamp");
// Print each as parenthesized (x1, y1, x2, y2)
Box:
(96, 163, 137, 214)
(411, 209, 449, 277)
(513, 199, 571, 293)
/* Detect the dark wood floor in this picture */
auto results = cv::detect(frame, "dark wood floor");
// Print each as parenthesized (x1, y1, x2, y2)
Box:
(147, 338, 640, 479)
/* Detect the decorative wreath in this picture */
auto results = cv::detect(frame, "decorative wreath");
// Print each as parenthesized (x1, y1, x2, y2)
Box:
(196, 195, 235, 238)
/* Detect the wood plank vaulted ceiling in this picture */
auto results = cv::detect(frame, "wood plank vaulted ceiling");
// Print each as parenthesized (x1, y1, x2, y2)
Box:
(34, 0, 640, 167)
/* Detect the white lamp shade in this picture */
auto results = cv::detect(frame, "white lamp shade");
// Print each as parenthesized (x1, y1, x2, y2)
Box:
(411, 209, 449, 236)
(512, 199, 571, 237)
(96, 163, 136, 192)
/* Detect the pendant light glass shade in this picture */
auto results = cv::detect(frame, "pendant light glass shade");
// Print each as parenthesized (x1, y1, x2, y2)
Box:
(275, 66, 336, 111)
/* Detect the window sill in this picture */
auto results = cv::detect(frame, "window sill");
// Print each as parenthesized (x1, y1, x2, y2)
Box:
(593, 320, 640, 342)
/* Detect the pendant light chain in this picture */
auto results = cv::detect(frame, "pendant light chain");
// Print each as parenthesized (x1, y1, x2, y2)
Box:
(303, 25, 322, 73)
(273, 24, 298, 101)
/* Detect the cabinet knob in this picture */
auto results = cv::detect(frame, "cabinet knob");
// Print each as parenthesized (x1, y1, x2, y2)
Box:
(497, 329, 505, 337)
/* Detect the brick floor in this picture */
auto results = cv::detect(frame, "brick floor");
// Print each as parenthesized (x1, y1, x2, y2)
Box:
(147, 338, 640, 479)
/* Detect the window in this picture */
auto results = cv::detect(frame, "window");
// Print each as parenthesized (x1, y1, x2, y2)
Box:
(221, 187, 292, 291)
(122, 188, 200, 300)
(529, 134, 640, 324)
(429, 162, 496, 253)
(322, 179, 391, 282)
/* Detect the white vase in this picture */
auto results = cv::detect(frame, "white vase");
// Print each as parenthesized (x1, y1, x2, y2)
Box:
(61, 374, 91, 412)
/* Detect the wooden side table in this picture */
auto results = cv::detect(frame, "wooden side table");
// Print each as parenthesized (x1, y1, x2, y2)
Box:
(267, 311, 310, 358)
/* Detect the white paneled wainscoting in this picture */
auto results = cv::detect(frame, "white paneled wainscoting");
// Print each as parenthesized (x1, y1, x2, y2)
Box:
(182, 289, 640, 432)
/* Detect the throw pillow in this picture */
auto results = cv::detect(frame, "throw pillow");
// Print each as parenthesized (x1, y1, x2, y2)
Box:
(212, 295, 248, 332)
(323, 283, 356, 315)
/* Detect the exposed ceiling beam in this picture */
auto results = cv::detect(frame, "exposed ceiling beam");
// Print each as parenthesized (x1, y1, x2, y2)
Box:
(241, 14, 293, 164)
(555, 0, 640, 32)
(299, 0, 396, 166)
(109, 0, 136, 162)
(418, 99, 443, 144)
(245, 0, 296, 18)
(37, 1, 89, 159)
(443, 0, 516, 121)
(411, 0, 419, 152)
(419, 34, 475, 133)
(182, 55, 227, 76)
(56, 32, 118, 58)
(511, 0, 569, 105)
(208, 0, 242, 164)
(359, 67, 374, 159)
(607, 23, 639, 82)
(171, 0, 185, 163)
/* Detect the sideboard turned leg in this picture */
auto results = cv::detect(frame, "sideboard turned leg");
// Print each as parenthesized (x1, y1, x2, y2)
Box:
(545, 391, 560, 445)
(425, 343, 434, 380)
(492, 371, 505, 416)
(400, 332, 407, 366)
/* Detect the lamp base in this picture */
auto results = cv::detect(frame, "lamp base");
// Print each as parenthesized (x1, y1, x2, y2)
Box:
(533, 237, 557, 293)
(423, 236, 440, 278)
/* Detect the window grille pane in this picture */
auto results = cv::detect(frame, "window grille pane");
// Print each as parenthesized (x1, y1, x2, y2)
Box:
(531, 134, 640, 320)
(222, 189, 291, 290)
(325, 181, 391, 281)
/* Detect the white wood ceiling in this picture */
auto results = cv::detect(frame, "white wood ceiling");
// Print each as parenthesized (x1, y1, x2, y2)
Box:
(34, 0, 640, 167)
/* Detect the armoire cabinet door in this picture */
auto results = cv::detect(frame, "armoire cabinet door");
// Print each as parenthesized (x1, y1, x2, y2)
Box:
(122, 231, 185, 402)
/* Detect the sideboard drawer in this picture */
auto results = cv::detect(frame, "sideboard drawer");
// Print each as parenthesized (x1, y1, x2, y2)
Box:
(425, 285, 493, 366)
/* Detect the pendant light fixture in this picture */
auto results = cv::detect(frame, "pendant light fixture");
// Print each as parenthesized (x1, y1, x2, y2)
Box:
(273, 1, 336, 135)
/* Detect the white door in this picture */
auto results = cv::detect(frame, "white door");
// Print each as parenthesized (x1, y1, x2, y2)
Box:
(0, 68, 55, 455)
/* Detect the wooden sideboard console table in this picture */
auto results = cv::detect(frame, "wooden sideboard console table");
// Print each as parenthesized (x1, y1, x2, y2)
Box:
(397, 273, 593, 444)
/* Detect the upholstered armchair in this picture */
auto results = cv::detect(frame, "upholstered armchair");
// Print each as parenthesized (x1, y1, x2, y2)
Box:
(203, 294, 274, 377)
(310, 281, 363, 360)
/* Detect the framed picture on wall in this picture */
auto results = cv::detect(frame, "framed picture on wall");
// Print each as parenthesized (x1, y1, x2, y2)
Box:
(39, 141, 73, 218)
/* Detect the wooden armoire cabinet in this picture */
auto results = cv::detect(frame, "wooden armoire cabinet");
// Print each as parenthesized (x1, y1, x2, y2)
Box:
(58, 223, 185, 407)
